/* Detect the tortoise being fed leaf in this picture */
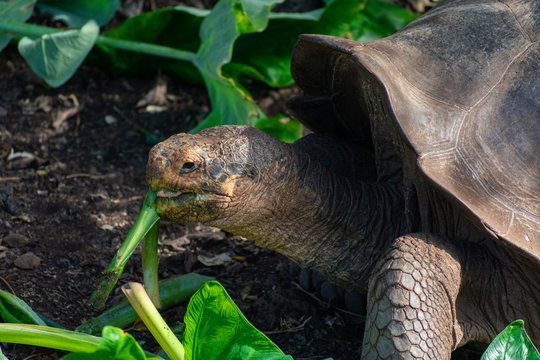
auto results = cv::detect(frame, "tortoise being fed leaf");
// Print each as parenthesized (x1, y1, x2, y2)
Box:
(147, 0, 539, 358)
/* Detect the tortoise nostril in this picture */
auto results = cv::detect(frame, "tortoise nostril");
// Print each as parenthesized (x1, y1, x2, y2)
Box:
(180, 161, 197, 174)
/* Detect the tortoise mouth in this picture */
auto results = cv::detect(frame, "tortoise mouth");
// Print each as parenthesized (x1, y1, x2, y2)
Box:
(153, 187, 227, 210)
(156, 189, 189, 199)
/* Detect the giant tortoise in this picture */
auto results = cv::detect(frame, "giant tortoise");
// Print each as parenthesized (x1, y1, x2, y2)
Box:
(146, 0, 539, 358)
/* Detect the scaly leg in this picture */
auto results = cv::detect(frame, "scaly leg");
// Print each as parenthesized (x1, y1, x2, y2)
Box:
(361, 233, 463, 359)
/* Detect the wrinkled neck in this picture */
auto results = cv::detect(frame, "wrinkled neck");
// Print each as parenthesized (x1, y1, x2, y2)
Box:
(213, 143, 407, 290)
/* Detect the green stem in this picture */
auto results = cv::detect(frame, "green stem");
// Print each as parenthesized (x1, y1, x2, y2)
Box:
(0, 324, 100, 353)
(0, 19, 60, 37)
(123, 283, 185, 360)
(142, 220, 161, 309)
(97, 36, 195, 62)
(90, 191, 160, 309)
(0, 19, 196, 63)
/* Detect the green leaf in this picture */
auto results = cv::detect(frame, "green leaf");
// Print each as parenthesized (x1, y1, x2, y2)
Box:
(36, 0, 120, 27)
(231, 0, 416, 88)
(18, 19, 99, 87)
(93, 7, 203, 83)
(0, 0, 35, 51)
(0, 290, 47, 326)
(61, 326, 151, 360)
(191, 0, 283, 132)
(481, 320, 540, 360)
(182, 281, 292, 360)
(0, 344, 9, 360)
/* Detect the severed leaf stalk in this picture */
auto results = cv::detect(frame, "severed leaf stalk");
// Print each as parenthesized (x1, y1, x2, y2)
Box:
(90, 190, 160, 309)
(122, 282, 184, 360)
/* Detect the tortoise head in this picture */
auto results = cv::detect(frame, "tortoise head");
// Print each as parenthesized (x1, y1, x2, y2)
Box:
(146, 125, 289, 225)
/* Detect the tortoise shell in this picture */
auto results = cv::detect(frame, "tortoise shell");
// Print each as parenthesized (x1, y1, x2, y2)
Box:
(289, 0, 539, 259)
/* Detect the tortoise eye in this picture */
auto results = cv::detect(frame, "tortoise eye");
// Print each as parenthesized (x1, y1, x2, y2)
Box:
(180, 161, 197, 174)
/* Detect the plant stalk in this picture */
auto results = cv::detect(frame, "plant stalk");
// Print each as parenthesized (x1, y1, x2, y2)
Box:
(142, 220, 162, 309)
(0, 324, 100, 353)
(90, 190, 160, 309)
(122, 283, 185, 360)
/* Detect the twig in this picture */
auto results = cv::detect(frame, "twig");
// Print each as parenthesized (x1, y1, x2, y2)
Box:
(292, 282, 366, 321)
(23, 354, 43, 360)
(0, 275, 16, 295)
(0, 177, 21, 182)
(264, 316, 311, 335)
(65, 173, 108, 180)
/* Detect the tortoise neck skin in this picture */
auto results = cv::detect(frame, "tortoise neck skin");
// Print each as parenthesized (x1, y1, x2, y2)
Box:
(230, 145, 406, 290)
(147, 125, 406, 290)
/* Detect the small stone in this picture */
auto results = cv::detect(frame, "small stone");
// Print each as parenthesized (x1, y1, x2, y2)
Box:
(3, 233, 30, 247)
(14, 252, 41, 269)
(56, 257, 71, 268)
(104, 115, 117, 125)
(5, 198, 21, 215)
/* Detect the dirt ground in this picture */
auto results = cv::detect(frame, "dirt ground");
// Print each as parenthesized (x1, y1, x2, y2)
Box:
(0, 3, 481, 359)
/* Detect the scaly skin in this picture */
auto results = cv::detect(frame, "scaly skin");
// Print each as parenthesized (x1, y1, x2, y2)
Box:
(146, 125, 540, 359)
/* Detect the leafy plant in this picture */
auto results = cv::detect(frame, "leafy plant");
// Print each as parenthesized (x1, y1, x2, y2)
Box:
(0, 0, 416, 141)
(481, 320, 539, 360)
(0, 280, 292, 359)
(182, 280, 292, 360)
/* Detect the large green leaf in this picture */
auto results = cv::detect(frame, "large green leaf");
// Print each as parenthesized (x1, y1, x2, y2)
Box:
(231, 0, 417, 87)
(18, 19, 99, 87)
(0, 345, 8, 360)
(36, 0, 120, 27)
(190, 0, 284, 132)
(481, 320, 539, 360)
(0, 0, 35, 51)
(182, 281, 292, 360)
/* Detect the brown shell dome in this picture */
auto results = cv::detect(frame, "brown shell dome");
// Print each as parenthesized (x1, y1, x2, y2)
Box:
(289, 0, 539, 259)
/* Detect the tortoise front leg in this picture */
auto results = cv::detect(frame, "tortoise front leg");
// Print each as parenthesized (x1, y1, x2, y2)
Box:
(361, 233, 464, 359)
